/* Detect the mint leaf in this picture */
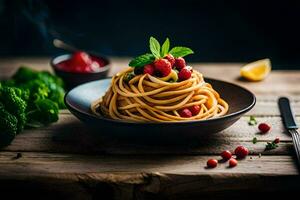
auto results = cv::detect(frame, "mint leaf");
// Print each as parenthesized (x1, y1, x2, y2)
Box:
(265, 141, 278, 150)
(161, 38, 170, 57)
(123, 72, 135, 83)
(129, 53, 155, 67)
(252, 137, 257, 144)
(149, 37, 161, 59)
(169, 46, 194, 58)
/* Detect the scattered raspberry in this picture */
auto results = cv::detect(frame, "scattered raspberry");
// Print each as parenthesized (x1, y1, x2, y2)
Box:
(229, 158, 238, 167)
(154, 59, 172, 77)
(178, 68, 192, 81)
(143, 64, 155, 75)
(175, 57, 186, 70)
(274, 137, 280, 144)
(258, 123, 271, 133)
(164, 54, 175, 67)
(179, 108, 192, 118)
(221, 150, 232, 161)
(207, 159, 218, 168)
(234, 146, 249, 159)
(189, 105, 200, 116)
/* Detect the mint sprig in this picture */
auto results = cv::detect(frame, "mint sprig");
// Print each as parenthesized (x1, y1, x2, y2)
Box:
(129, 36, 194, 67)
(161, 38, 170, 57)
(265, 141, 278, 150)
(169, 47, 194, 58)
(149, 37, 161, 59)
(129, 53, 155, 68)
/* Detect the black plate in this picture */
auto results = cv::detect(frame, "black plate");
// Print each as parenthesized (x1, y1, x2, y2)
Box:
(65, 78, 256, 140)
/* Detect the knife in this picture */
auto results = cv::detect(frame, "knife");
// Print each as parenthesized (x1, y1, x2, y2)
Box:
(278, 97, 300, 165)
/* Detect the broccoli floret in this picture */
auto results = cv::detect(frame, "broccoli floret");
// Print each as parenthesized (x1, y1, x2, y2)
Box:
(0, 86, 27, 133)
(26, 99, 59, 127)
(37, 71, 64, 88)
(48, 84, 66, 109)
(12, 66, 38, 83)
(0, 79, 16, 87)
(35, 72, 65, 108)
(1, 67, 65, 132)
(13, 87, 30, 102)
(10, 66, 66, 109)
(20, 79, 49, 104)
(0, 105, 17, 147)
(12, 66, 64, 90)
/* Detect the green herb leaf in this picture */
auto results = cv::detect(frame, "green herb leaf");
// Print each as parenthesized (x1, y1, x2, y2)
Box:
(248, 116, 257, 126)
(161, 38, 170, 57)
(252, 137, 257, 144)
(265, 141, 278, 150)
(123, 72, 135, 83)
(169, 46, 194, 58)
(129, 53, 155, 67)
(149, 37, 161, 59)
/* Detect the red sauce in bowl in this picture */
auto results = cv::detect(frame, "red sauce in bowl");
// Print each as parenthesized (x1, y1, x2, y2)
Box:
(56, 51, 107, 73)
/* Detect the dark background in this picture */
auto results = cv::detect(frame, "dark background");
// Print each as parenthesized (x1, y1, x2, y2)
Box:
(0, 0, 300, 69)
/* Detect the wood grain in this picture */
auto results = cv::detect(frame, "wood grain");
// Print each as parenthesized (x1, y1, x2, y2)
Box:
(2, 112, 299, 155)
(0, 152, 298, 175)
(0, 152, 299, 200)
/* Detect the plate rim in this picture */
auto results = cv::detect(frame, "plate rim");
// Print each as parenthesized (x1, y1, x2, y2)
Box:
(64, 78, 256, 125)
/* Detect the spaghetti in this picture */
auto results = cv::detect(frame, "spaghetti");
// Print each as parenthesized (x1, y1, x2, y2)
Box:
(91, 68, 228, 122)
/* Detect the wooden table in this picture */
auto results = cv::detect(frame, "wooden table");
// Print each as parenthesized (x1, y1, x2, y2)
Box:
(0, 57, 300, 199)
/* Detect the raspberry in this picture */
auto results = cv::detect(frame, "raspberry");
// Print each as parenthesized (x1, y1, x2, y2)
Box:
(229, 158, 238, 167)
(234, 146, 249, 159)
(221, 150, 232, 160)
(178, 68, 192, 81)
(175, 57, 186, 70)
(207, 159, 218, 168)
(164, 54, 175, 67)
(258, 123, 271, 133)
(179, 108, 192, 118)
(143, 64, 155, 75)
(154, 59, 172, 77)
(189, 105, 200, 116)
(72, 51, 92, 67)
(274, 137, 280, 144)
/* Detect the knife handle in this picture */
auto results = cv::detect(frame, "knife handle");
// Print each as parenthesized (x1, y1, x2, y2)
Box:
(278, 97, 298, 129)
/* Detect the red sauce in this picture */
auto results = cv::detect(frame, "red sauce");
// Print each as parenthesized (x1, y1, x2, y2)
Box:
(56, 51, 107, 73)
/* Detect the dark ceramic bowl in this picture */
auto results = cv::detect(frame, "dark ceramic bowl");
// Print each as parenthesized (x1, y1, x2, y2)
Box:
(51, 54, 110, 89)
(65, 78, 256, 141)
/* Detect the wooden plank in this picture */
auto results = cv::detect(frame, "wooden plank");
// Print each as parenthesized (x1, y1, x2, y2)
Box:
(0, 174, 298, 200)
(0, 153, 299, 199)
(3, 114, 298, 155)
(247, 101, 300, 116)
(0, 152, 298, 175)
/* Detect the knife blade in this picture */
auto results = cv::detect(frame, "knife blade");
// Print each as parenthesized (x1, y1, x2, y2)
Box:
(278, 97, 298, 129)
(278, 97, 300, 166)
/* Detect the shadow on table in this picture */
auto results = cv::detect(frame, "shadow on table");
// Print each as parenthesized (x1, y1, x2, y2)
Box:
(50, 119, 224, 155)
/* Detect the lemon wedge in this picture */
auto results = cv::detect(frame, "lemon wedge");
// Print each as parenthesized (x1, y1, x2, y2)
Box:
(240, 59, 271, 81)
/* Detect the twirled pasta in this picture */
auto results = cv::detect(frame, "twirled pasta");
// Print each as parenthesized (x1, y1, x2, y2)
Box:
(91, 68, 228, 122)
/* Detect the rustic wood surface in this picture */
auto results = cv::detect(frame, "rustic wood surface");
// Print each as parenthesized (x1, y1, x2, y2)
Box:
(0, 57, 300, 199)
